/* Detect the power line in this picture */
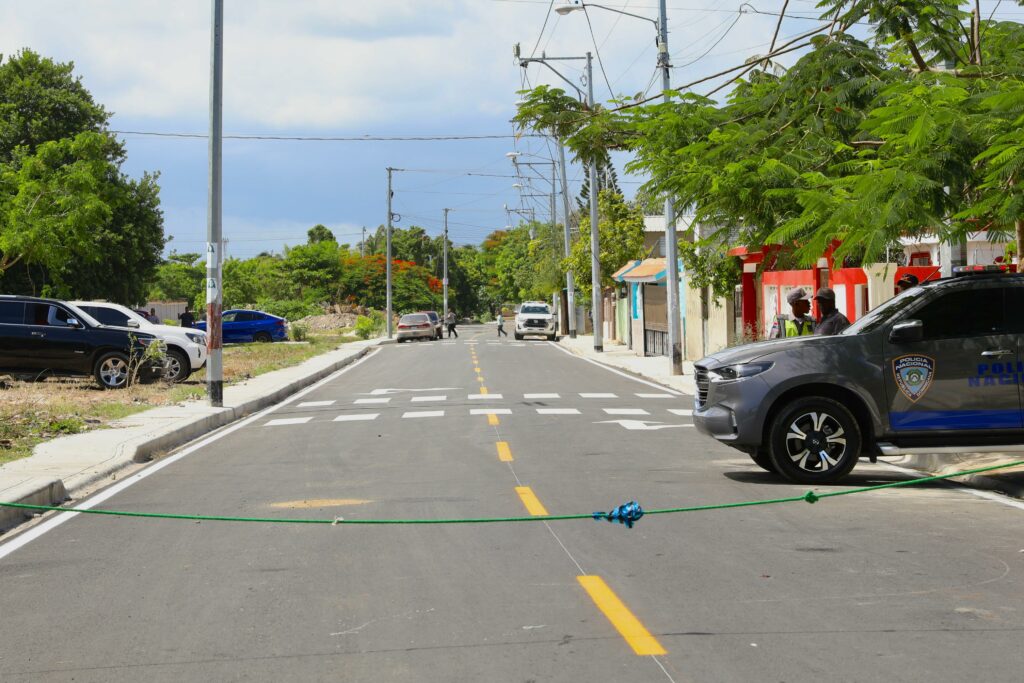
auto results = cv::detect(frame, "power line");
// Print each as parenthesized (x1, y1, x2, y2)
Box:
(583, 6, 617, 97)
(111, 130, 541, 142)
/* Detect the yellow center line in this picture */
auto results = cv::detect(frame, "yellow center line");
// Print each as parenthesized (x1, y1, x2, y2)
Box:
(496, 441, 513, 462)
(477, 377, 485, 383)
(577, 575, 667, 656)
(474, 367, 481, 373)
(479, 386, 489, 395)
(515, 486, 548, 516)
(488, 414, 500, 426)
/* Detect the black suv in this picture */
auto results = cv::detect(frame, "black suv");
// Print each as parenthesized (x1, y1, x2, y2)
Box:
(0, 296, 164, 389)
(693, 267, 1024, 483)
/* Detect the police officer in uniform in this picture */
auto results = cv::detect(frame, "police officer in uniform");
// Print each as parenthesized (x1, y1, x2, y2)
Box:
(813, 287, 851, 336)
(769, 287, 815, 338)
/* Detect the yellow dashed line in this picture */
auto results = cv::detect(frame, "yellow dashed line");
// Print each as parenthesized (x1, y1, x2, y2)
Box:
(477, 377, 485, 383)
(474, 367, 481, 374)
(577, 576, 667, 656)
(488, 413, 500, 426)
(479, 386, 489, 395)
(496, 441, 513, 462)
(515, 486, 548, 516)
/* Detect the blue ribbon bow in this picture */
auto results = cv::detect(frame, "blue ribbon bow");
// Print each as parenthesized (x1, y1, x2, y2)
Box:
(593, 501, 644, 529)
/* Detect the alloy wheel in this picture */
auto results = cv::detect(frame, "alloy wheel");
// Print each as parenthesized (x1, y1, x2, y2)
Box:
(784, 411, 847, 474)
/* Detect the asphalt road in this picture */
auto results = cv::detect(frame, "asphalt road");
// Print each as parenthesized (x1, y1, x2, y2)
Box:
(2, 325, 1024, 682)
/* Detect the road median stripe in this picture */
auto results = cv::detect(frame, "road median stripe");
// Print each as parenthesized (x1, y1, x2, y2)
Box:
(487, 414, 500, 426)
(496, 441, 513, 462)
(515, 486, 548, 515)
(577, 576, 666, 656)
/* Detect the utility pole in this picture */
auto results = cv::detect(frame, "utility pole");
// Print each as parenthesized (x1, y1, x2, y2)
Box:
(659, 0, 682, 374)
(360, 226, 366, 257)
(385, 167, 394, 338)
(443, 208, 450, 323)
(557, 137, 576, 338)
(586, 51, 603, 352)
(205, 0, 224, 407)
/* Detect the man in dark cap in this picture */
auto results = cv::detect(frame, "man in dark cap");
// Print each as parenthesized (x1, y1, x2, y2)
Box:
(896, 273, 920, 293)
(769, 287, 815, 338)
(813, 287, 851, 335)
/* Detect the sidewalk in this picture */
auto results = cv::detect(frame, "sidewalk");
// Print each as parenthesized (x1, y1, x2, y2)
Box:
(559, 335, 1024, 500)
(559, 334, 696, 395)
(0, 337, 386, 531)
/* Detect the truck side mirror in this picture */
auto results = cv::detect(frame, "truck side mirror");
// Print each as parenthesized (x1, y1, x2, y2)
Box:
(889, 319, 923, 344)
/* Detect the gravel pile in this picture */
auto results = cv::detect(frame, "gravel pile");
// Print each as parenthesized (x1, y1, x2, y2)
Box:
(291, 304, 375, 332)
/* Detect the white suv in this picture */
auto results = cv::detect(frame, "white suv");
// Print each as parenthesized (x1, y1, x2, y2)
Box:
(514, 302, 557, 341)
(71, 302, 207, 383)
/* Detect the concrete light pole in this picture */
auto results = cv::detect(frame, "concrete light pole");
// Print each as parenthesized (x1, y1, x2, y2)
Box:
(205, 0, 224, 407)
(557, 138, 577, 338)
(385, 167, 394, 338)
(585, 52, 603, 352)
(443, 208, 450, 323)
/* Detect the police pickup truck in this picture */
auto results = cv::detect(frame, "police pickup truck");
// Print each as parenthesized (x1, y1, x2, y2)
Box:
(693, 267, 1024, 484)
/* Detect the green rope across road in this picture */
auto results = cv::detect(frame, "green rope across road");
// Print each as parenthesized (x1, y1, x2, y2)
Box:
(0, 459, 1021, 526)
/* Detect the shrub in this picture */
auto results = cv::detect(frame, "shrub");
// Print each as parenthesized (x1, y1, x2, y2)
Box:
(254, 298, 322, 321)
(353, 311, 386, 340)
(290, 323, 309, 342)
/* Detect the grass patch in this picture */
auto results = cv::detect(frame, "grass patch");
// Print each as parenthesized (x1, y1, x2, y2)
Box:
(0, 332, 360, 465)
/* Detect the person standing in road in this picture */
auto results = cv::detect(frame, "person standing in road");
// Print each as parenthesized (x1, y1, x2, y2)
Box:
(496, 311, 507, 337)
(813, 287, 851, 336)
(178, 308, 195, 328)
(446, 310, 458, 338)
(769, 287, 815, 338)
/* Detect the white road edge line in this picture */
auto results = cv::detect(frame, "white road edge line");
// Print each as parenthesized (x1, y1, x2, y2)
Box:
(546, 341, 685, 396)
(0, 347, 383, 562)
(880, 462, 1024, 511)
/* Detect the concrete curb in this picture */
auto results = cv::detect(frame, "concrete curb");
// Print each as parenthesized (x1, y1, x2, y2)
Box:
(0, 340, 382, 531)
(891, 454, 1024, 500)
(556, 337, 697, 396)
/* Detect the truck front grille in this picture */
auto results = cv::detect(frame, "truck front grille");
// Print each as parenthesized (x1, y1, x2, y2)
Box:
(524, 318, 547, 328)
(695, 365, 709, 408)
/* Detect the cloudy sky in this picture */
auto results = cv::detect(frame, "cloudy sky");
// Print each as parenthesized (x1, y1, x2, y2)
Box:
(3, 1, 1019, 257)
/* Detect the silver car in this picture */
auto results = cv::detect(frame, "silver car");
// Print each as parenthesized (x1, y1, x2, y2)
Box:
(396, 313, 435, 342)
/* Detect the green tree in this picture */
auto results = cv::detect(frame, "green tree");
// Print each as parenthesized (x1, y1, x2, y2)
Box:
(306, 224, 335, 244)
(565, 191, 645, 294)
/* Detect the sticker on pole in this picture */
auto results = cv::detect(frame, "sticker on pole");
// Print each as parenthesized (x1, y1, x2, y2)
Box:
(893, 355, 935, 402)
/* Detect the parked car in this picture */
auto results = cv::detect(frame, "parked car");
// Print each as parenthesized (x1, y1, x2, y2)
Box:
(418, 311, 443, 339)
(0, 295, 164, 389)
(193, 309, 288, 343)
(71, 301, 207, 383)
(514, 301, 557, 341)
(693, 266, 1024, 484)
(396, 313, 435, 342)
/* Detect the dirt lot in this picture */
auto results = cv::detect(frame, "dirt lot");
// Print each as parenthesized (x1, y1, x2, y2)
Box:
(0, 332, 356, 465)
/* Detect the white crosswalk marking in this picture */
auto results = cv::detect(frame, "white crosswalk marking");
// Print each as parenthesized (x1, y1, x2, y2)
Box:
(668, 409, 693, 417)
(412, 395, 446, 402)
(580, 393, 617, 398)
(402, 411, 445, 419)
(636, 393, 674, 399)
(524, 393, 560, 399)
(537, 408, 580, 415)
(354, 398, 390, 404)
(298, 400, 335, 407)
(333, 413, 380, 422)
(265, 417, 313, 427)
(470, 408, 512, 415)
(468, 393, 503, 400)
(603, 408, 650, 416)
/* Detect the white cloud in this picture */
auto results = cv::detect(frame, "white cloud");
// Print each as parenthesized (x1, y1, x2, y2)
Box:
(0, 0, 793, 130)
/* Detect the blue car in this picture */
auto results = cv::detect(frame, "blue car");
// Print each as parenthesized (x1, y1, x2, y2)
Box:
(195, 309, 288, 343)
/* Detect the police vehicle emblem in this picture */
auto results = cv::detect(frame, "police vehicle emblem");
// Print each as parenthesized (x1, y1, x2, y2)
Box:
(894, 355, 935, 402)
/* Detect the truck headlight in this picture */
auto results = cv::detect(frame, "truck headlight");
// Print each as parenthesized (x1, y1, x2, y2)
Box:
(708, 362, 773, 382)
(186, 332, 206, 344)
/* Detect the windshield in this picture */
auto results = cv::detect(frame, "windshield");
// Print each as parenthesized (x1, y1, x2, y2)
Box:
(401, 314, 428, 324)
(520, 305, 550, 314)
(842, 286, 931, 335)
(63, 302, 102, 328)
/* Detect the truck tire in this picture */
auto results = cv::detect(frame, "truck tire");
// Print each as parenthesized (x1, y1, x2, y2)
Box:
(94, 352, 130, 390)
(767, 396, 861, 484)
(164, 347, 191, 383)
(514, 333, 523, 340)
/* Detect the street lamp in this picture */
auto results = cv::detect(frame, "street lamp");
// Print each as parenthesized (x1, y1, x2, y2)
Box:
(556, 0, 682, 373)
(519, 51, 602, 351)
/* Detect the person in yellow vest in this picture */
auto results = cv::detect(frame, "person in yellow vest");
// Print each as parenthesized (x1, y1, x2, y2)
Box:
(769, 287, 815, 338)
